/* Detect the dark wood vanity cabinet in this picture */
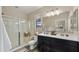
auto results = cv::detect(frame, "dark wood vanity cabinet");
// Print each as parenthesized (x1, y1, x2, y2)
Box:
(37, 35, 79, 52)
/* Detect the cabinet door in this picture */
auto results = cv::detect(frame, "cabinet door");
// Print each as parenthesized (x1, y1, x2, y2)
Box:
(65, 45, 77, 52)
(37, 36, 44, 51)
(43, 36, 51, 46)
(50, 38, 67, 52)
(50, 38, 66, 47)
(65, 40, 77, 48)
(60, 39, 77, 52)
(50, 38, 78, 52)
(77, 42, 79, 52)
(38, 36, 44, 44)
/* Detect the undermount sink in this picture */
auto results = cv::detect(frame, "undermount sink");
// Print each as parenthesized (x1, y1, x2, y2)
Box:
(56, 33, 69, 37)
(55, 33, 79, 41)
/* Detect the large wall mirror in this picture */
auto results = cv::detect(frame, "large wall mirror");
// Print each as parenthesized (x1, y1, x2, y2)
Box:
(55, 19, 65, 32)
(54, 11, 69, 32)
(70, 9, 78, 32)
(42, 11, 70, 33)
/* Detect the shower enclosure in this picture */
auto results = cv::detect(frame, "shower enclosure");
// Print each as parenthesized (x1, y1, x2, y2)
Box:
(3, 16, 29, 50)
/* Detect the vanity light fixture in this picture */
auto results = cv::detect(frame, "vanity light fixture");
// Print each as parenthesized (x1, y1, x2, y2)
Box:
(54, 9, 63, 15)
(45, 8, 63, 17)
(50, 11, 54, 16)
(45, 12, 51, 17)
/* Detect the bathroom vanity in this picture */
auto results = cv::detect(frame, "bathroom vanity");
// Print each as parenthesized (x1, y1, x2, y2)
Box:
(37, 34, 79, 52)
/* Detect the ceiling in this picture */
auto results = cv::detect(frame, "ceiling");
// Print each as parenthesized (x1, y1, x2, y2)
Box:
(14, 6, 42, 14)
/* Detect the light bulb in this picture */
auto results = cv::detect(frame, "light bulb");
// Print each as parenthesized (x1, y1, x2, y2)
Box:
(46, 12, 51, 17)
(51, 11, 54, 16)
(54, 10, 62, 15)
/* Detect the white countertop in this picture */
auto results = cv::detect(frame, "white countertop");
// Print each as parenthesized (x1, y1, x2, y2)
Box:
(38, 33, 79, 42)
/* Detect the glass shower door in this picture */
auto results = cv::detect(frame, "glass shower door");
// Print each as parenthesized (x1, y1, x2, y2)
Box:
(3, 16, 19, 49)
(19, 20, 29, 45)
(3, 16, 30, 50)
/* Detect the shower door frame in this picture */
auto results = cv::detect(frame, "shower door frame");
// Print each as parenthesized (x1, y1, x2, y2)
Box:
(2, 15, 27, 50)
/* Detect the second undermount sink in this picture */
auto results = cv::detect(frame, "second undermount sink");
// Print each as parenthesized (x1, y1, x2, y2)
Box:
(56, 33, 79, 41)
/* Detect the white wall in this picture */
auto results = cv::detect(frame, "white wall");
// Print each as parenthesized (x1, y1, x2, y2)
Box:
(0, 6, 2, 51)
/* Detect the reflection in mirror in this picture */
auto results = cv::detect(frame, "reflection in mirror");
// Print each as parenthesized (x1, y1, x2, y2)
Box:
(42, 11, 70, 33)
(55, 19, 65, 32)
(70, 9, 78, 32)
(54, 11, 69, 32)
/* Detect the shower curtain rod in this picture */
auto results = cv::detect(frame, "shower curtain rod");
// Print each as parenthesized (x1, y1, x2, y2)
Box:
(2, 15, 25, 20)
